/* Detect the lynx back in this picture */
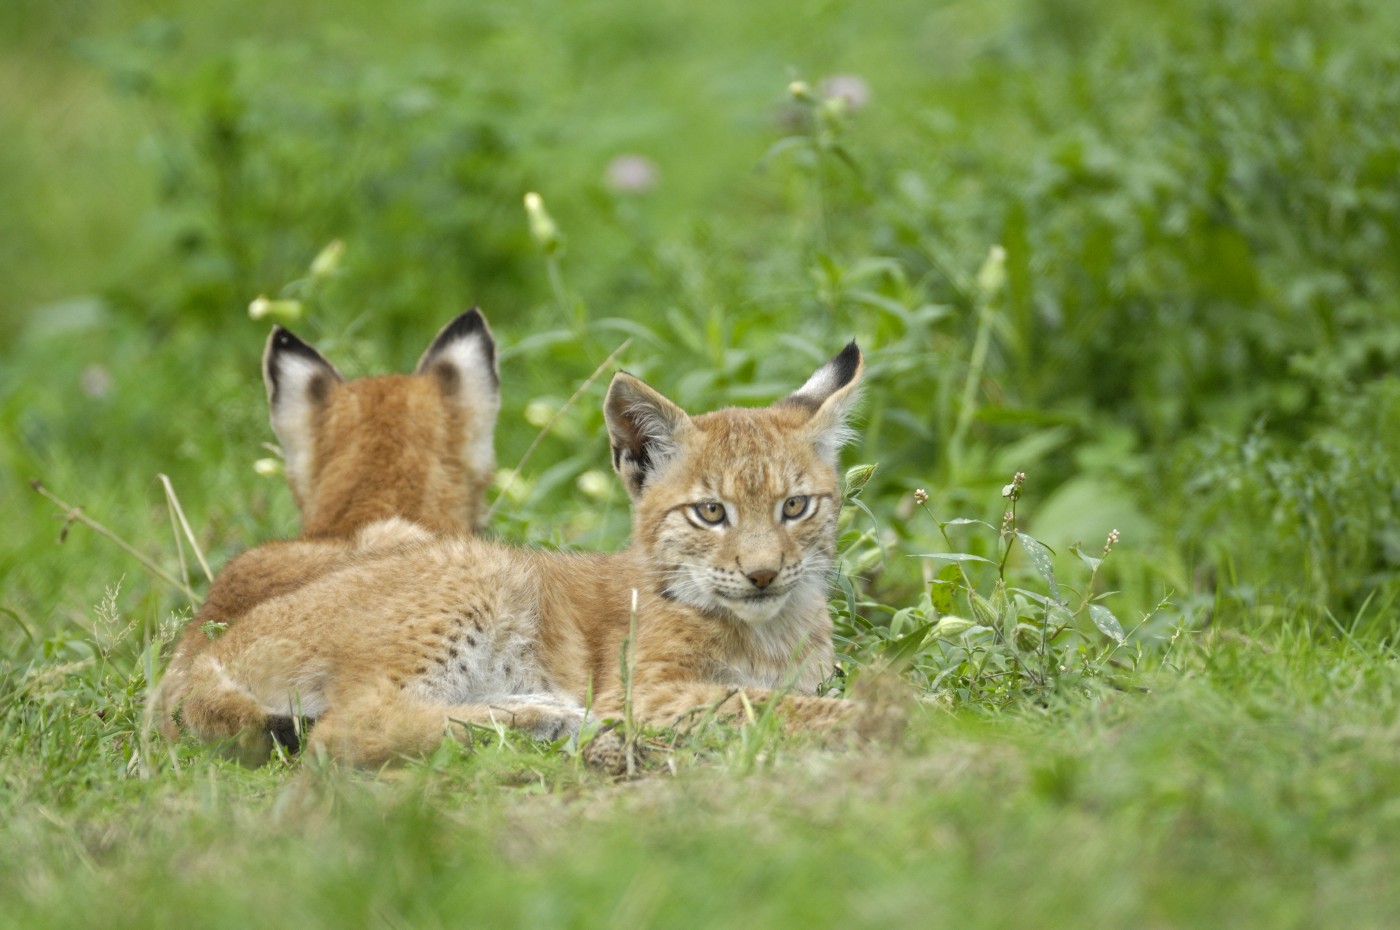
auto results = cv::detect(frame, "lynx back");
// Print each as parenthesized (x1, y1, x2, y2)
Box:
(152, 310, 502, 745)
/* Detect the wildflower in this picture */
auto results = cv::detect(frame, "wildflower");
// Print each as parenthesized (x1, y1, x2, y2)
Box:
(787, 80, 814, 103)
(977, 244, 1007, 301)
(576, 469, 613, 501)
(819, 74, 870, 111)
(309, 239, 344, 279)
(1103, 528, 1121, 555)
(248, 296, 304, 324)
(932, 615, 975, 638)
(80, 364, 112, 399)
(844, 464, 877, 497)
(1001, 471, 1026, 502)
(524, 399, 555, 429)
(523, 191, 562, 255)
(604, 154, 659, 194)
(913, 488, 929, 505)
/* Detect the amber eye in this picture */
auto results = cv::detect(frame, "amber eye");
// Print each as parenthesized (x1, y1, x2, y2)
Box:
(782, 495, 810, 520)
(693, 501, 727, 525)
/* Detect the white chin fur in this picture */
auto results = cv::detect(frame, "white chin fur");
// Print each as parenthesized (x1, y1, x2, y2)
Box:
(665, 572, 790, 624)
(717, 592, 792, 625)
(665, 564, 826, 626)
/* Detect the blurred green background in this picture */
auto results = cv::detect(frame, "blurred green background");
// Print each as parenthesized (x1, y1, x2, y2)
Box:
(4, 0, 1400, 646)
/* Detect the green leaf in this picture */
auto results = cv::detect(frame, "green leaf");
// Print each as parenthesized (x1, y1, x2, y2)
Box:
(1008, 587, 1054, 608)
(929, 562, 963, 615)
(882, 622, 933, 666)
(1016, 533, 1061, 603)
(760, 134, 815, 168)
(1088, 604, 1126, 644)
(889, 605, 921, 638)
(911, 552, 996, 565)
(836, 572, 859, 628)
(939, 518, 997, 532)
(1070, 542, 1103, 573)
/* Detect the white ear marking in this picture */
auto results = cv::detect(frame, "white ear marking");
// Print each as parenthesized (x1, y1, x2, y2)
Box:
(604, 372, 691, 499)
(263, 327, 343, 504)
(416, 309, 501, 490)
(782, 341, 864, 464)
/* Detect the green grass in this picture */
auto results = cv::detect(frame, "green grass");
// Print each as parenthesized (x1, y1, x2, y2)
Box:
(3, 0, 1400, 925)
(4, 634, 1398, 928)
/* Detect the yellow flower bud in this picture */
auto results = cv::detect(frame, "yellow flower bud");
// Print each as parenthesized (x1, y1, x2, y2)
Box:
(576, 469, 613, 501)
(976, 245, 1007, 301)
(932, 616, 976, 638)
(523, 191, 562, 255)
(248, 296, 304, 324)
(524, 399, 556, 429)
(309, 239, 344, 279)
(253, 457, 284, 478)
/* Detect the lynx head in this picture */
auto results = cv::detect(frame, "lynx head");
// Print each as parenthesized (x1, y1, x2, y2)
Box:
(263, 308, 501, 538)
(604, 342, 862, 625)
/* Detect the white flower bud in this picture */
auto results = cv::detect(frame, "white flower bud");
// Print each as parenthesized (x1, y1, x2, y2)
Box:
(976, 244, 1007, 301)
(309, 239, 344, 279)
(248, 296, 304, 324)
(523, 191, 562, 254)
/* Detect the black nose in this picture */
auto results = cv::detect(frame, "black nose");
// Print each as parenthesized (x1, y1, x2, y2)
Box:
(747, 569, 778, 590)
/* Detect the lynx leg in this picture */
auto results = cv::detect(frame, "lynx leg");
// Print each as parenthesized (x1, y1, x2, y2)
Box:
(306, 686, 586, 767)
(617, 681, 856, 733)
(167, 656, 292, 766)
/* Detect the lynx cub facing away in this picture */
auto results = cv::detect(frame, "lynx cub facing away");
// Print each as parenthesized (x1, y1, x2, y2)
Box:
(154, 310, 500, 743)
(160, 342, 864, 766)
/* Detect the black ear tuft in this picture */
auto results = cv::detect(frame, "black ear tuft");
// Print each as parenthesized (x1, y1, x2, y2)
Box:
(418, 308, 497, 388)
(264, 326, 341, 406)
(265, 327, 335, 404)
(779, 340, 864, 462)
(829, 340, 861, 391)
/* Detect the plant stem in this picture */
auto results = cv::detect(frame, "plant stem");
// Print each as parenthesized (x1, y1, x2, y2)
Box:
(949, 294, 996, 469)
(29, 480, 201, 607)
(485, 338, 632, 521)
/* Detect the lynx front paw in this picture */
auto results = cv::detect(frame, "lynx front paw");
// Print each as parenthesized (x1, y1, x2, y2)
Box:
(578, 724, 642, 776)
(486, 699, 585, 741)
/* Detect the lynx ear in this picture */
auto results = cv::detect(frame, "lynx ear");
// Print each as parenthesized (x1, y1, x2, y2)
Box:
(264, 326, 344, 504)
(781, 341, 863, 463)
(414, 308, 502, 490)
(604, 372, 691, 499)
(416, 308, 498, 391)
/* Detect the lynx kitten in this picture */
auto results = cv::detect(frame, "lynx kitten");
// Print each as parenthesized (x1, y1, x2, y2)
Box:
(158, 341, 863, 765)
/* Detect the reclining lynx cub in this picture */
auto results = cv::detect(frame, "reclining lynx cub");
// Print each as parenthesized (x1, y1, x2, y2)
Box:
(160, 341, 864, 766)
(154, 310, 500, 745)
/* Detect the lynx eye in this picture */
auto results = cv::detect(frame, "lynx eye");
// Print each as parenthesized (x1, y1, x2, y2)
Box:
(781, 495, 811, 520)
(693, 501, 727, 525)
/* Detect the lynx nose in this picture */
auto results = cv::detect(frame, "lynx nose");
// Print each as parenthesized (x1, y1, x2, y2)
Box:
(746, 568, 778, 590)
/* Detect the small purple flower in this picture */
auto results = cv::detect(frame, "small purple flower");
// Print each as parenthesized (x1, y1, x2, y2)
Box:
(80, 364, 112, 399)
(819, 74, 871, 111)
(605, 154, 659, 194)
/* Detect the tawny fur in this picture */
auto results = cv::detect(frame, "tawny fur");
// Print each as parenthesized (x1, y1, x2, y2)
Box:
(159, 343, 865, 766)
(152, 310, 500, 748)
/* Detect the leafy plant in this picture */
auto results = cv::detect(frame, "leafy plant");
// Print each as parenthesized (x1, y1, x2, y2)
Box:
(836, 470, 1163, 707)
